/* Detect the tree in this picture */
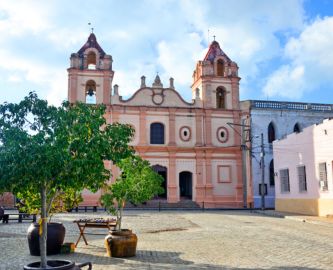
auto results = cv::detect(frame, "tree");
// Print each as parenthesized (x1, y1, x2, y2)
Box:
(15, 187, 84, 218)
(0, 92, 134, 268)
(101, 155, 164, 231)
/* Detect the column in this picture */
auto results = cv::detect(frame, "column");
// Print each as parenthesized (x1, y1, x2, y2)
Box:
(205, 110, 212, 146)
(168, 108, 176, 146)
(168, 153, 178, 202)
(195, 110, 203, 146)
(139, 108, 147, 145)
(111, 107, 119, 123)
(235, 151, 244, 206)
(231, 77, 240, 110)
(68, 73, 78, 103)
(195, 150, 205, 202)
(103, 72, 111, 104)
(205, 151, 214, 201)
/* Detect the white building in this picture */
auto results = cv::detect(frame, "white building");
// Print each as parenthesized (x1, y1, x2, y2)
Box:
(273, 118, 333, 216)
(241, 100, 333, 208)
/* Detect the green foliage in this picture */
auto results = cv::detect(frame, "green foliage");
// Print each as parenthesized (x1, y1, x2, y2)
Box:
(101, 155, 164, 230)
(0, 92, 134, 266)
(0, 92, 134, 214)
(16, 188, 83, 215)
(61, 188, 84, 212)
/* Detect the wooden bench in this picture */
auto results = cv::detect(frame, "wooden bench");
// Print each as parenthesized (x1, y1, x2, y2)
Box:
(73, 206, 101, 212)
(2, 213, 36, 223)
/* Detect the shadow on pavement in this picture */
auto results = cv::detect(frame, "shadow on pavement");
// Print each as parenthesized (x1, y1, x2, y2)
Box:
(65, 249, 324, 270)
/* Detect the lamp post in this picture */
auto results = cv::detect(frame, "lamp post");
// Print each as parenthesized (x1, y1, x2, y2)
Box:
(228, 120, 251, 209)
(241, 123, 247, 208)
(260, 133, 265, 210)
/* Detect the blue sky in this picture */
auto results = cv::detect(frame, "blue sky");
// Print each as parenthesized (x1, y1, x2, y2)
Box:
(0, 0, 333, 105)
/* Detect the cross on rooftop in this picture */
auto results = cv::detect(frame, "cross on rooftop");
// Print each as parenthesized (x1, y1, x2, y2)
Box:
(88, 22, 94, 33)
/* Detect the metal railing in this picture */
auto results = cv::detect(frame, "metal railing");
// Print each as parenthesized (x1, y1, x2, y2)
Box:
(250, 100, 333, 112)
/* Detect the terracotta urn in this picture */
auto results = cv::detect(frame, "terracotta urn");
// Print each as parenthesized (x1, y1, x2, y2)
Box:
(105, 229, 137, 257)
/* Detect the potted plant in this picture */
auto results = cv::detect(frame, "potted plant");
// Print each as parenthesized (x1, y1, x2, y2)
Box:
(0, 92, 134, 269)
(101, 155, 164, 257)
(16, 187, 83, 256)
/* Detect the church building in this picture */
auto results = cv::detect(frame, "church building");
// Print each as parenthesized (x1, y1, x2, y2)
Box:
(68, 33, 252, 208)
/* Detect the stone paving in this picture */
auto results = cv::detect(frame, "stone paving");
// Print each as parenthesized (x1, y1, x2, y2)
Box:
(0, 210, 332, 270)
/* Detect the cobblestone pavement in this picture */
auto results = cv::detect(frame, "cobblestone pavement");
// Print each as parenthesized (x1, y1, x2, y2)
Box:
(0, 210, 332, 270)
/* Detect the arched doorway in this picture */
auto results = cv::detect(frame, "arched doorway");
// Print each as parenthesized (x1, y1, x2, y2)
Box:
(152, 165, 167, 199)
(179, 171, 192, 200)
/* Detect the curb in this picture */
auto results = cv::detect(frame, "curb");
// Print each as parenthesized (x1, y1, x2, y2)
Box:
(252, 210, 333, 228)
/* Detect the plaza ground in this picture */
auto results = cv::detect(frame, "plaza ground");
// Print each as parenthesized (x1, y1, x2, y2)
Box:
(0, 210, 332, 270)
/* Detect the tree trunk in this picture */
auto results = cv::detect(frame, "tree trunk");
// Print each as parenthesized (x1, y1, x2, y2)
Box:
(40, 185, 48, 268)
(117, 200, 124, 231)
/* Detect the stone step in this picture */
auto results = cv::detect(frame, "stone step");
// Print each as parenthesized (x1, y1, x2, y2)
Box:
(124, 199, 201, 210)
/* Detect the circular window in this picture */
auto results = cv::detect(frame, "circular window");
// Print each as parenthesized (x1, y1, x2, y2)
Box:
(217, 127, 228, 143)
(152, 94, 164, 105)
(179, 126, 191, 142)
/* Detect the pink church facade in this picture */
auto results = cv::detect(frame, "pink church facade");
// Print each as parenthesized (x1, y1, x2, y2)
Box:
(68, 34, 252, 208)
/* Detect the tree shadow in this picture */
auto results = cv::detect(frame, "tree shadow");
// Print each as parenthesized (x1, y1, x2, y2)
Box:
(55, 249, 324, 270)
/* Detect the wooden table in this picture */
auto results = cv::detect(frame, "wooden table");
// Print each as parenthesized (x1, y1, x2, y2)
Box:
(73, 218, 117, 247)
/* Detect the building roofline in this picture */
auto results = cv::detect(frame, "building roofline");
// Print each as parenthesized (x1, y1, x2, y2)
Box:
(240, 99, 333, 112)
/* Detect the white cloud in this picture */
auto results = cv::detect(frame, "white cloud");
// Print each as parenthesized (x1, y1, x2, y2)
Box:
(46, 71, 67, 106)
(263, 16, 333, 99)
(113, 63, 156, 98)
(0, 1, 52, 36)
(285, 16, 333, 71)
(0, 49, 47, 82)
(8, 74, 22, 82)
(47, 29, 87, 52)
(263, 65, 305, 99)
(157, 32, 204, 87)
(0, 49, 66, 105)
(0, 0, 318, 104)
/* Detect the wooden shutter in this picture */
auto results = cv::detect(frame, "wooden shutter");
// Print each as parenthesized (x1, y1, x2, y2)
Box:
(298, 166, 307, 192)
(318, 163, 328, 191)
(280, 169, 290, 192)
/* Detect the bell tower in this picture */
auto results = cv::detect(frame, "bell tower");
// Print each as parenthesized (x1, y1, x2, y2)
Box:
(68, 33, 114, 104)
(192, 40, 240, 109)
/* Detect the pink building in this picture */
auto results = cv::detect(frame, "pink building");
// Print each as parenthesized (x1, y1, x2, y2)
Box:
(68, 33, 252, 208)
(273, 118, 333, 216)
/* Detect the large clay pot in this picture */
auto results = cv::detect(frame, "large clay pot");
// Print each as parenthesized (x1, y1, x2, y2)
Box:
(105, 229, 138, 257)
(27, 222, 65, 256)
(23, 260, 92, 270)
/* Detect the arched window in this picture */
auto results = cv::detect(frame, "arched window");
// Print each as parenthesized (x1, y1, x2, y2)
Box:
(217, 59, 224, 76)
(269, 159, 275, 186)
(87, 51, 96, 69)
(216, 87, 225, 109)
(85, 80, 96, 104)
(268, 122, 276, 143)
(294, 123, 301, 133)
(150, 123, 164, 144)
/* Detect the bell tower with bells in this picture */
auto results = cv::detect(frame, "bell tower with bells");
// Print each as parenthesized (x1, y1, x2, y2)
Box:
(67, 29, 113, 105)
(192, 37, 240, 110)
